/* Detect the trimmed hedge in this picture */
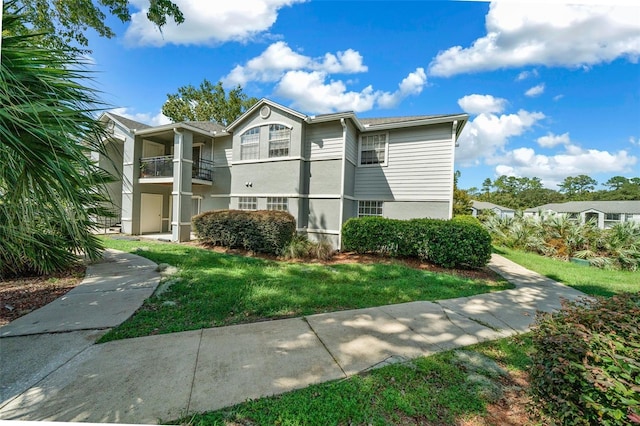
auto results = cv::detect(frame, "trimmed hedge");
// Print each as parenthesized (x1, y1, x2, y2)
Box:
(341, 216, 492, 268)
(530, 293, 640, 426)
(192, 209, 296, 255)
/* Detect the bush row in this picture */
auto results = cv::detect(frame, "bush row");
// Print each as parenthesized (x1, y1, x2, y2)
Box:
(530, 293, 640, 426)
(341, 216, 491, 268)
(192, 210, 296, 255)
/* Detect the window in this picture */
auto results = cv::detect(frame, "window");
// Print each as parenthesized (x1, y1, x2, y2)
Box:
(267, 197, 288, 211)
(360, 133, 387, 165)
(191, 197, 202, 216)
(605, 213, 621, 221)
(358, 201, 383, 217)
(268, 124, 290, 157)
(240, 127, 260, 160)
(238, 197, 257, 210)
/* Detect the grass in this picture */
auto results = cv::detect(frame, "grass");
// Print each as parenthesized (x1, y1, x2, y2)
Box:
(98, 237, 511, 342)
(175, 335, 534, 426)
(494, 246, 639, 297)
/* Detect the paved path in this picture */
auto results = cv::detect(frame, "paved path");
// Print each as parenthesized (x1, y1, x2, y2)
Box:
(0, 251, 586, 424)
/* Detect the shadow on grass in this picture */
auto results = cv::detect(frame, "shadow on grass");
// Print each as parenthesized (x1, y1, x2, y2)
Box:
(98, 239, 511, 343)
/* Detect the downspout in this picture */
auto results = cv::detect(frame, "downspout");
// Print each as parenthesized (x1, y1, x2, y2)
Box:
(449, 120, 458, 219)
(338, 118, 348, 250)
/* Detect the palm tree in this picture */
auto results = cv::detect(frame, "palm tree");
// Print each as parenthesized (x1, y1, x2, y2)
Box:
(0, 2, 111, 276)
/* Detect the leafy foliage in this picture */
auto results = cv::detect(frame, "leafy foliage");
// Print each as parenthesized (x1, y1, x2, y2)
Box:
(341, 217, 492, 268)
(471, 174, 640, 210)
(1, 3, 111, 277)
(162, 79, 258, 125)
(282, 234, 334, 260)
(192, 209, 296, 255)
(15, 0, 184, 48)
(485, 215, 640, 270)
(529, 293, 640, 426)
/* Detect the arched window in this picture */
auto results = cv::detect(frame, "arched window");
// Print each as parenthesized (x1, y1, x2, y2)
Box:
(240, 127, 260, 160)
(268, 124, 290, 158)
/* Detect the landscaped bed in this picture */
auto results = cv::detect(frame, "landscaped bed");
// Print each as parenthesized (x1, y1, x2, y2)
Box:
(98, 237, 512, 342)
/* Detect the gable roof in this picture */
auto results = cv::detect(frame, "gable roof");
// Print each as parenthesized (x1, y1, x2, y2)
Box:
(225, 98, 308, 132)
(471, 201, 515, 212)
(525, 201, 640, 214)
(102, 112, 151, 131)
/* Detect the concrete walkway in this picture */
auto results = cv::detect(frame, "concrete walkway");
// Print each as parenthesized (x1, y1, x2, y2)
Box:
(0, 251, 586, 424)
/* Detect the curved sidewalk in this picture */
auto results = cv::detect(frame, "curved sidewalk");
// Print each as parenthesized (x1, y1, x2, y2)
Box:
(0, 253, 586, 424)
(0, 250, 161, 404)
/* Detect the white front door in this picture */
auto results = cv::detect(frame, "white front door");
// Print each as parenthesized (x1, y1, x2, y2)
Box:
(140, 193, 163, 234)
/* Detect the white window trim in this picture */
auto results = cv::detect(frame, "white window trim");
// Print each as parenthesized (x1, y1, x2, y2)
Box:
(358, 132, 389, 167)
(357, 200, 384, 217)
(268, 124, 291, 158)
(266, 196, 288, 211)
(238, 196, 258, 211)
(240, 127, 260, 161)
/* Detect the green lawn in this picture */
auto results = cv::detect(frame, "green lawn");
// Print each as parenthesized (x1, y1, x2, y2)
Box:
(99, 237, 511, 342)
(495, 246, 639, 297)
(174, 335, 534, 426)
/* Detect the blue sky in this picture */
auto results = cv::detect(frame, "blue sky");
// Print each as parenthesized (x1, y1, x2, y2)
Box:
(88, 0, 640, 191)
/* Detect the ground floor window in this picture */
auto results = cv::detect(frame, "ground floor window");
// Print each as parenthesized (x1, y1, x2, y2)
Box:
(358, 200, 383, 217)
(238, 196, 257, 210)
(191, 197, 202, 216)
(267, 197, 288, 211)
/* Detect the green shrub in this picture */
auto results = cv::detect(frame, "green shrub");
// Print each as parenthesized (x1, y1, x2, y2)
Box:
(341, 217, 492, 268)
(192, 210, 296, 255)
(341, 216, 405, 256)
(529, 293, 640, 426)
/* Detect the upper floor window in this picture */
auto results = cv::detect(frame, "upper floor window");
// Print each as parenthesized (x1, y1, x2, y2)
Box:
(358, 201, 383, 217)
(359, 133, 387, 165)
(269, 124, 291, 158)
(240, 127, 260, 160)
(238, 197, 257, 210)
(267, 197, 288, 211)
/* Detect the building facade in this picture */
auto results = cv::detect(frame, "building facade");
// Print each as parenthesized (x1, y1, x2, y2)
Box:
(97, 99, 468, 248)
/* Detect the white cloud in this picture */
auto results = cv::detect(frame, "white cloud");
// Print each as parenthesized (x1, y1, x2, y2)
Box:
(525, 83, 545, 97)
(429, 2, 640, 77)
(455, 109, 546, 165)
(553, 94, 565, 101)
(537, 132, 570, 148)
(377, 68, 427, 108)
(457, 94, 507, 115)
(516, 69, 539, 81)
(275, 71, 377, 113)
(226, 42, 425, 113)
(125, 0, 304, 46)
(493, 145, 638, 187)
(223, 42, 367, 86)
(274, 67, 427, 113)
(110, 108, 171, 126)
(630, 136, 640, 146)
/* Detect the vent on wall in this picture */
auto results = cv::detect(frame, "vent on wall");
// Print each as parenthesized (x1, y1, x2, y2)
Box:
(260, 105, 271, 119)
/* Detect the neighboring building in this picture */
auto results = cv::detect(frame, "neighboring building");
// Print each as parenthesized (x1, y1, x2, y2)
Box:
(96, 99, 468, 248)
(524, 201, 640, 229)
(470, 201, 515, 219)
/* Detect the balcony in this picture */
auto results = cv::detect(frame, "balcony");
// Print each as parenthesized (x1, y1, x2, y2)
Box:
(139, 155, 213, 182)
(193, 158, 214, 182)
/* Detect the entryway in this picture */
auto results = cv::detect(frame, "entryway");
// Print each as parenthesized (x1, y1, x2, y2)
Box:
(140, 193, 163, 234)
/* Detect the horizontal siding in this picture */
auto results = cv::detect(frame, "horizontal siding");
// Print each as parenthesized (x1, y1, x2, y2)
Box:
(306, 122, 343, 160)
(345, 121, 358, 165)
(213, 136, 232, 167)
(355, 124, 454, 201)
